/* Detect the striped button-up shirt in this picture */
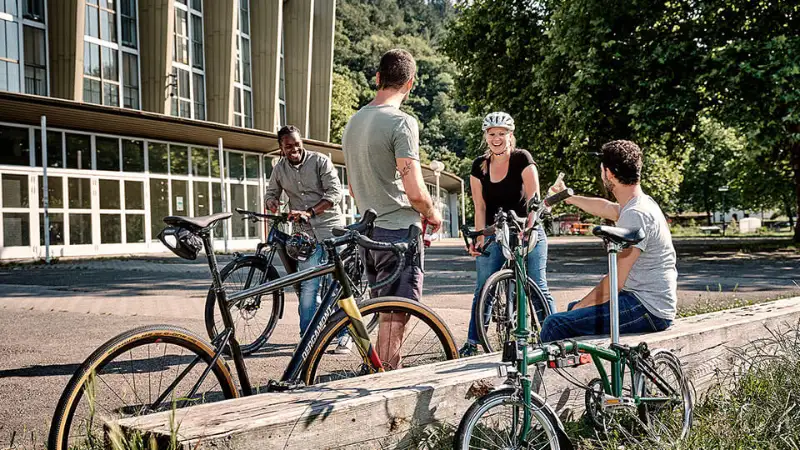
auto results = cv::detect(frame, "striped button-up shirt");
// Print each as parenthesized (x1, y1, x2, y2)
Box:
(264, 150, 345, 240)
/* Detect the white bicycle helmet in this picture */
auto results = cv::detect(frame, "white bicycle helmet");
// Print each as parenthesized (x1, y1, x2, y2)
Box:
(482, 112, 515, 132)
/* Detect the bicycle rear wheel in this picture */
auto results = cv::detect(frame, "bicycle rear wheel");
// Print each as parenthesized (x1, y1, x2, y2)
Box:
(454, 388, 567, 450)
(301, 296, 458, 385)
(48, 325, 238, 450)
(205, 256, 282, 355)
(476, 269, 552, 353)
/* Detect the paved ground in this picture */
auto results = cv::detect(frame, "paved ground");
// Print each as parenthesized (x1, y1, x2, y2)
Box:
(0, 236, 798, 447)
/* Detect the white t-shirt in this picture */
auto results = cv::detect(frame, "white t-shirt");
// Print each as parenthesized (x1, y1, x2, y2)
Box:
(616, 195, 678, 320)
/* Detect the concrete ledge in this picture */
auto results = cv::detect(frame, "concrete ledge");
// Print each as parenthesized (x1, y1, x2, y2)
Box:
(118, 296, 800, 449)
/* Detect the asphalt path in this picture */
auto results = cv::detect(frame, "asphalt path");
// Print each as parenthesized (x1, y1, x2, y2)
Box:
(0, 236, 798, 447)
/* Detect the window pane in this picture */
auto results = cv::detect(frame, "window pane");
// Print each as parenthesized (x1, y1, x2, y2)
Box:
(227, 152, 243, 180)
(101, 9, 116, 42)
(234, 115, 241, 127)
(122, 139, 144, 172)
(240, 1, 249, 35)
(125, 214, 144, 243)
(244, 90, 252, 126)
(121, 0, 137, 48)
(170, 145, 188, 175)
(40, 213, 64, 245)
(149, 178, 168, 239)
(234, 87, 241, 113)
(96, 136, 120, 171)
(23, 0, 45, 21)
(148, 142, 168, 174)
(122, 53, 139, 108)
(84, 42, 100, 77)
(245, 155, 258, 180)
(2, 174, 29, 208)
(103, 82, 119, 106)
(65, 134, 91, 169)
(193, 73, 205, 120)
(193, 181, 208, 216)
(191, 0, 201, 11)
(241, 38, 251, 86)
(85, 5, 99, 38)
(38, 176, 63, 208)
(174, 9, 188, 64)
(3, 212, 30, 246)
(83, 77, 102, 104)
(210, 150, 220, 177)
(100, 214, 122, 243)
(0, 125, 30, 166)
(69, 213, 92, 245)
(211, 182, 221, 213)
(263, 157, 273, 179)
(68, 178, 91, 209)
(125, 180, 144, 210)
(231, 184, 245, 238)
(34, 131, 61, 168)
(191, 14, 203, 69)
(101, 46, 118, 80)
(99, 179, 121, 209)
(191, 147, 209, 177)
(171, 179, 187, 214)
(246, 184, 258, 237)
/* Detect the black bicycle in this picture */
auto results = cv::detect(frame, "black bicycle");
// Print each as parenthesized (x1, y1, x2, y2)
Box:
(204, 208, 377, 354)
(49, 211, 458, 450)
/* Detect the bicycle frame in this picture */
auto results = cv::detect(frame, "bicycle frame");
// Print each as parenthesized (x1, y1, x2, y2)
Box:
(205, 232, 384, 394)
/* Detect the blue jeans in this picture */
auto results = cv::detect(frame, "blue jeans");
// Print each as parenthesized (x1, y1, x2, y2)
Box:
(539, 290, 672, 342)
(466, 226, 556, 344)
(297, 244, 326, 335)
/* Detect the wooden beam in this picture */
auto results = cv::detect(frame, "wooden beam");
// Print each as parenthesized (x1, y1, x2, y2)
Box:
(117, 296, 800, 449)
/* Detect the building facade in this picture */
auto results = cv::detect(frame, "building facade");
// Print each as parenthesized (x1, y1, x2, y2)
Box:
(0, 0, 463, 260)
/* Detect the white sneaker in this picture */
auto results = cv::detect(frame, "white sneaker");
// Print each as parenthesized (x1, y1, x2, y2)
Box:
(334, 335, 353, 354)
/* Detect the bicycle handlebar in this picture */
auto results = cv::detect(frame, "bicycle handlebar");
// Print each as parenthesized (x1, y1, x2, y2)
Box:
(324, 224, 420, 291)
(235, 208, 310, 224)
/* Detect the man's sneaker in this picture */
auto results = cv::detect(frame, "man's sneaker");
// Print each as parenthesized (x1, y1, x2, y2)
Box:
(334, 335, 353, 354)
(459, 342, 479, 357)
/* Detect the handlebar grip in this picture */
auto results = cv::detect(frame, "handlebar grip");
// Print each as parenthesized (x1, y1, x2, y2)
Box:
(544, 188, 573, 207)
(356, 234, 402, 253)
(361, 209, 377, 226)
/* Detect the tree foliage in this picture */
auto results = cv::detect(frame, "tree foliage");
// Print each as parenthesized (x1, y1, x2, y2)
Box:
(444, 0, 800, 240)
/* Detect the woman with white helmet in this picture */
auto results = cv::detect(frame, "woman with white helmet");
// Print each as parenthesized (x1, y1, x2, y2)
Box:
(460, 111, 556, 357)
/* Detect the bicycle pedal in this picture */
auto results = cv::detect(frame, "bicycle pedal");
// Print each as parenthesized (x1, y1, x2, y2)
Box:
(265, 379, 305, 393)
(602, 396, 635, 409)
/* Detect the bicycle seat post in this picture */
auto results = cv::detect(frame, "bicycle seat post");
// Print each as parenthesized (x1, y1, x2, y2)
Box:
(606, 239, 624, 346)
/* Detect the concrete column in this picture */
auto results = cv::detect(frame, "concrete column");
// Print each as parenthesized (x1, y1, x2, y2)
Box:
(250, 0, 282, 132)
(308, 0, 335, 141)
(138, 0, 173, 114)
(48, 0, 83, 100)
(449, 192, 459, 238)
(282, 0, 314, 136)
(202, 0, 236, 125)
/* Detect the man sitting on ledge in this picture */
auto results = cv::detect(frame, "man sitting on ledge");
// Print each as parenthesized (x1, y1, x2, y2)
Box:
(540, 140, 677, 342)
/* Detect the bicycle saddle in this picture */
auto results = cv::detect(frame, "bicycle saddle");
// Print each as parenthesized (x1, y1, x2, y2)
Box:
(163, 212, 233, 231)
(592, 225, 645, 246)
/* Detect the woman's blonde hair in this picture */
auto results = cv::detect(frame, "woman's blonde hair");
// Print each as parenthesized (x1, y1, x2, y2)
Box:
(479, 132, 517, 174)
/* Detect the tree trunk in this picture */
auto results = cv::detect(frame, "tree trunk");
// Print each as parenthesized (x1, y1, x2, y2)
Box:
(792, 142, 800, 243)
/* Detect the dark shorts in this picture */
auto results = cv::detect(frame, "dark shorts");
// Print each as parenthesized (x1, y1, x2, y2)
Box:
(364, 227, 423, 301)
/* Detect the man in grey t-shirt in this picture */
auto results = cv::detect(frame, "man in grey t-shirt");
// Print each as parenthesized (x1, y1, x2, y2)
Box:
(540, 140, 677, 342)
(342, 49, 442, 368)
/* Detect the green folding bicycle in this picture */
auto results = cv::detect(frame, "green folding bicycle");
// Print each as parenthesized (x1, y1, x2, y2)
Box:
(454, 190, 693, 449)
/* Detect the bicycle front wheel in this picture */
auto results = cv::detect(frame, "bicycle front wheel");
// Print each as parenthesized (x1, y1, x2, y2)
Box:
(204, 256, 282, 355)
(302, 296, 458, 385)
(476, 269, 552, 353)
(635, 349, 693, 441)
(48, 325, 238, 450)
(454, 388, 564, 450)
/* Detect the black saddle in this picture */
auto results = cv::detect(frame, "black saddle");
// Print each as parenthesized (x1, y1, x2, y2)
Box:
(592, 225, 645, 247)
(163, 212, 233, 232)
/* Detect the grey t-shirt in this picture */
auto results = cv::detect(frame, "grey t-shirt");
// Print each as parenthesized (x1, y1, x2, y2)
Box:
(341, 105, 422, 230)
(616, 195, 678, 320)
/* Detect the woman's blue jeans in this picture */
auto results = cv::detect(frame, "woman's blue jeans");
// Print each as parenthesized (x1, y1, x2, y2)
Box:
(466, 226, 556, 344)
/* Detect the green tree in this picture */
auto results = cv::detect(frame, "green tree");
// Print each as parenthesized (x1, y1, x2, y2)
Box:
(329, 71, 360, 144)
(698, 0, 800, 241)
